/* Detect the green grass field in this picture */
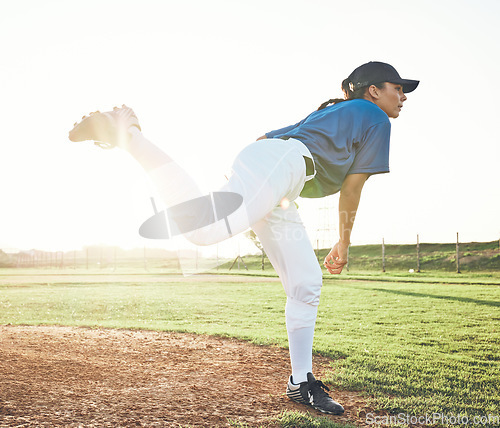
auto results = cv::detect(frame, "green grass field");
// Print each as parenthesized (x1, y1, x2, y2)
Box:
(0, 270, 499, 427)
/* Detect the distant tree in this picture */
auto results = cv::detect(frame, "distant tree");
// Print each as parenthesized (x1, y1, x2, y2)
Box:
(245, 230, 267, 270)
(245, 230, 263, 252)
(0, 249, 14, 267)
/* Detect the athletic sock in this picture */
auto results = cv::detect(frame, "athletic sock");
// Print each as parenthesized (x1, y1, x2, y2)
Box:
(127, 127, 174, 172)
(288, 325, 315, 384)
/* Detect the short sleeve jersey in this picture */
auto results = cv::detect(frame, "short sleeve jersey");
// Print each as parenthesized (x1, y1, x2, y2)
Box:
(265, 99, 391, 198)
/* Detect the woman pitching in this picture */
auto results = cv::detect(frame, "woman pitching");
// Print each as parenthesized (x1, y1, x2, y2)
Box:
(69, 61, 419, 415)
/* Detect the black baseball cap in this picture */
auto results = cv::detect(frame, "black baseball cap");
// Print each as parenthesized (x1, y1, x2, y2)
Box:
(348, 61, 419, 93)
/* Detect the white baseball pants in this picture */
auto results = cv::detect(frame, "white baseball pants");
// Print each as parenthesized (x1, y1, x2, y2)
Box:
(127, 128, 323, 383)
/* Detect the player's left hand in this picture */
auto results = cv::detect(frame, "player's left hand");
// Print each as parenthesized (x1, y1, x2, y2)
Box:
(323, 241, 348, 274)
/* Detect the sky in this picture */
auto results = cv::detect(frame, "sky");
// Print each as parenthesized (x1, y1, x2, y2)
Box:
(0, 0, 499, 253)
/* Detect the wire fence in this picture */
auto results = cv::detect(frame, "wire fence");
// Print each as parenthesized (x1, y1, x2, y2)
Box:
(0, 247, 176, 271)
(2, 235, 499, 273)
(339, 234, 500, 273)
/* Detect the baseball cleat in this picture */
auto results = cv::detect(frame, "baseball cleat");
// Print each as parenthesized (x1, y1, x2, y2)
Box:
(286, 375, 311, 405)
(68, 105, 141, 149)
(286, 372, 344, 415)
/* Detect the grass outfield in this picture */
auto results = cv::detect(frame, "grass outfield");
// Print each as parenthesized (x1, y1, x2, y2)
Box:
(0, 271, 499, 424)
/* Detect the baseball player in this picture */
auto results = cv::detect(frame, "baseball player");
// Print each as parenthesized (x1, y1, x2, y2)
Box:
(69, 61, 418, 415)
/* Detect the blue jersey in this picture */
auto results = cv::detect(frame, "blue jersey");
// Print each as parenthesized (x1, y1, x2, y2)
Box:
(266, 99, 391, 198)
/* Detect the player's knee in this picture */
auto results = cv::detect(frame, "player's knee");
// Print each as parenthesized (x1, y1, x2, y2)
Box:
(183, 224, 229, 246)
(285, 297, 319, 332)
(184, 230, 213, 246)
(287, 266, 323, 306)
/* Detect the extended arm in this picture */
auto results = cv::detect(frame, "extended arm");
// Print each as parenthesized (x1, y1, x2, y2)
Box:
(256, 118, 307, 141)
(324, 173, 369, 274)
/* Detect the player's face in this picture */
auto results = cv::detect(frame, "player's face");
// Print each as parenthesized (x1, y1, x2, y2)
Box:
(372, 83, 407, 118)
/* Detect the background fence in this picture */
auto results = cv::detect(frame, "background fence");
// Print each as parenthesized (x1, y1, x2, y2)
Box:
(2, 235, 499, 273)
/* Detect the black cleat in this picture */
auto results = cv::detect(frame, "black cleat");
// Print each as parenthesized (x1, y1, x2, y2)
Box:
(286, 375, 310, 405)
(286, 372, 344, 415)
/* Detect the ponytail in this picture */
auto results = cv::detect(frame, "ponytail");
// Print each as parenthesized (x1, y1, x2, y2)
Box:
(317, 79, 386, 111)
(317, 98, 344, 110)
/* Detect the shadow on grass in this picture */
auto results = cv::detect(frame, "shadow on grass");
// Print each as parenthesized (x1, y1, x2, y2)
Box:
(366, 287, 500, 307)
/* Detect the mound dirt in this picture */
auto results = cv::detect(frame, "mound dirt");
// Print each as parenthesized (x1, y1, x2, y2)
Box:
(0, 325, 382, 427)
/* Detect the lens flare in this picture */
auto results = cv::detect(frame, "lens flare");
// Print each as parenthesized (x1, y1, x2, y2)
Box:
(280, 197, 290, 210)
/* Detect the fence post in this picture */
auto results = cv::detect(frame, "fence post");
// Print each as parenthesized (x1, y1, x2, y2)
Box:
(417, 234, 421, 273)
(456, 232, 461, 274)
(382, 238, 386, 273)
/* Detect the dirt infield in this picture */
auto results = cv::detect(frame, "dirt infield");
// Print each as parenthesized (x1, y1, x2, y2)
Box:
(0, 325, 381, 427)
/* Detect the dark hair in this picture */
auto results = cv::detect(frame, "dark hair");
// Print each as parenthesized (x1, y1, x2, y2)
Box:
(317, 79, 386, 111)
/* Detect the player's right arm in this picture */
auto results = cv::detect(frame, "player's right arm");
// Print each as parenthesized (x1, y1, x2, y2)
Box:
(324, 173, 369, 274)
